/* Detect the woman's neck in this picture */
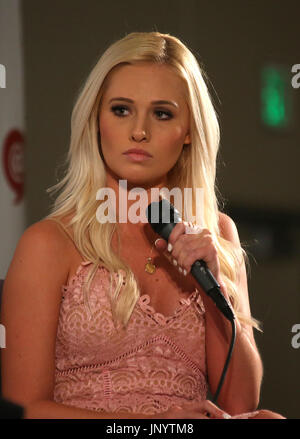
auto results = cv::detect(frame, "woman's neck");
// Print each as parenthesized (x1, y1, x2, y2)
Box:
(104, 170, 168, 236)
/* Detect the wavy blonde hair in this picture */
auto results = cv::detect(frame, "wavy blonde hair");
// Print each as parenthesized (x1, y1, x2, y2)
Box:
(44, 31, 260, 331)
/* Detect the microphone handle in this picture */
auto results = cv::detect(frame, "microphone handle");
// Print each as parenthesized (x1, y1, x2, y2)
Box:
(190, 260, 235, 322)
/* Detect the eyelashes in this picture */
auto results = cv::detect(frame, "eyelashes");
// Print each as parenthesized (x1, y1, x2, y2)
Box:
(110, 105, 173, 121)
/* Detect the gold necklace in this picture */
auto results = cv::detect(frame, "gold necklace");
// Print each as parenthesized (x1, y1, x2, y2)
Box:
(145, 241, 156, 274)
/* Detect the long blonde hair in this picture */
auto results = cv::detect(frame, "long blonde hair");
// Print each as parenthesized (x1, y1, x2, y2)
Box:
(44, 31, 260, 331)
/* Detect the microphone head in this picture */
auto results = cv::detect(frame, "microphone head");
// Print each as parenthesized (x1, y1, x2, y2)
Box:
(146, 199, 182, 240)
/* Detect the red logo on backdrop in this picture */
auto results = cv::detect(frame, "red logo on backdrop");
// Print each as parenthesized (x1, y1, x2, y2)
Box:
(2, 129, 25, 204)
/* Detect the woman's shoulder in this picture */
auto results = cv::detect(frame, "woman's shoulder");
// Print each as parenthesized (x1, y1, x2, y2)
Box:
(26, 215, 73, 246)
(3, 217, 73, 308)
(39, 211, 76, 242)
(218, 211, 240, 247)
(16, 213, 77, 270)
(15, 216, 72, 266)
(38, 213, 85, 268)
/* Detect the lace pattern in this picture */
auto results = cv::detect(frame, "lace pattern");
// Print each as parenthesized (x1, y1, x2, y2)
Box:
(54, 261, 208, 414)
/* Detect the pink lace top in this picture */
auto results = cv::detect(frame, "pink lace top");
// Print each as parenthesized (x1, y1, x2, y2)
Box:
(54, 261, 208, 415)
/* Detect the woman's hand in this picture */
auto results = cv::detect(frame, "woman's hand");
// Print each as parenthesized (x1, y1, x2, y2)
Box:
(154, 221, 228, 299)
(150, 400, 231, 419)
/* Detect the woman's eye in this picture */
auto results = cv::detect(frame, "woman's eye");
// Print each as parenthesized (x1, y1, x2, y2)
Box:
(110, 106, 173, 120)
(155, 110, 173, 120)
(111, 105, 129, 117)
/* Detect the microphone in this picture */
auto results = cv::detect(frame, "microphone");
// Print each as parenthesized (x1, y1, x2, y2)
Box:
(146, 199, 235, 322)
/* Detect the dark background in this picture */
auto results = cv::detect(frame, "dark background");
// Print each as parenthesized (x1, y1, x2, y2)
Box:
(21, 0, 300, 418)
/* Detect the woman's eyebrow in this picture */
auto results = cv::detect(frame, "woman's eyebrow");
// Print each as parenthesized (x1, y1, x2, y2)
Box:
(108, 97, 179, 108)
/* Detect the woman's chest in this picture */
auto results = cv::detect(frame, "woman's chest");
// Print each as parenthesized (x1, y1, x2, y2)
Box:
(121, 245, 197, 317)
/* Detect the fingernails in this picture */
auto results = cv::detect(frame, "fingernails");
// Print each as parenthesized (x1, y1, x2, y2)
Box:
(183, 269, 187, 276)
(178, 267, 182, 273)
(223, 413, 231, 419)
(154, 238, 162, 246)
(173, 259, 177, 266)
(167, 243, 173, 252)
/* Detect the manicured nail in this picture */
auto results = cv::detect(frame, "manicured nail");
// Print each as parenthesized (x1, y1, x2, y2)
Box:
(167, 243, 173, 252)
(179, 267, 182, 273)
(173, 259, 177, 266)
(223, 413, 231, 419)
(183, 269, 187, 276)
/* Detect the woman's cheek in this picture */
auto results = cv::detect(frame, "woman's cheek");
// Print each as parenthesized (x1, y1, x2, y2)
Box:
(99, 117, 114, 145)
(164, 125, 187, 147)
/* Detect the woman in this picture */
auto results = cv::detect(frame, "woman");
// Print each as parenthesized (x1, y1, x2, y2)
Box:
(1, 31, 285, 419)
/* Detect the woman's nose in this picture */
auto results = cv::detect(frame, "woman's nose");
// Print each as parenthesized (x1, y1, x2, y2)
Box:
(130, 115, 150, 142)
(131, 129, 148, 142)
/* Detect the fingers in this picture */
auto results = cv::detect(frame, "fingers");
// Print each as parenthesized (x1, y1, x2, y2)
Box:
(153, 223, 222, 285)
(169, 226, 219, 278)
(155, 222, 196, 274)
(177, 400, 231, 419)
(201, 400, 231, 419)
(154, 238, 167, 252)
(154, 238, 174, 267)
(164, 406, 209, 419)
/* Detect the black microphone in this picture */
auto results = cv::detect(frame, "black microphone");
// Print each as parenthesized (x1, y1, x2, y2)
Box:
(146, 199, 235, 322)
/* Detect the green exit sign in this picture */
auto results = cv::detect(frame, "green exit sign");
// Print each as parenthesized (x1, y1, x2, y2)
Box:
(261, 65, 292, 129)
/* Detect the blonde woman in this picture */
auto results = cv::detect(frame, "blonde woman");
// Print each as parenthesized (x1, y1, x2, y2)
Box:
(1, 32, 285, 419)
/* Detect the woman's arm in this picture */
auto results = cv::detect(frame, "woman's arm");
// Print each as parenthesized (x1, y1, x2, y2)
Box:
(1, 221, 69, 408)
(203, 213, 263, 415)
(0, 221, 153, 419)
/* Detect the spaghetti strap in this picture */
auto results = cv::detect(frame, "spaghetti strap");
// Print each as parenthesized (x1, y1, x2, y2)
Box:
(46, 217, 84, 257)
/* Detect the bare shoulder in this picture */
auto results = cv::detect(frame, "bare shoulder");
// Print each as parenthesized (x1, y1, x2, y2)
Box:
(3, 218, 71, 303)
(26, 217, 70, 241)
(218, 212, 241, 248)
(16, 218, 71, 266)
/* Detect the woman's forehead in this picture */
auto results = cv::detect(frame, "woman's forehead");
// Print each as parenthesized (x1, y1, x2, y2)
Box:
(101, 62, 188, 104)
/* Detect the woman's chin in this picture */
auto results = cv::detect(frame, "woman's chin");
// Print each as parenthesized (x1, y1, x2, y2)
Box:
(118, 175, 165, 189)
(126, 178, 165, 190)
(104, 166, 167, 190)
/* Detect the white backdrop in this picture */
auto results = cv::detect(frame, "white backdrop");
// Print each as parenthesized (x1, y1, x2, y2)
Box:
(0, 0, 26, 279)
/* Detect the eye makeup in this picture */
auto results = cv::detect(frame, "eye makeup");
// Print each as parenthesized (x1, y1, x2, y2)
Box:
(110, 105, 173, 120)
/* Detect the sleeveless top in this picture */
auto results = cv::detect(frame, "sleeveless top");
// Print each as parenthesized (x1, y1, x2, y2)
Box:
(50, 218, 208, 415)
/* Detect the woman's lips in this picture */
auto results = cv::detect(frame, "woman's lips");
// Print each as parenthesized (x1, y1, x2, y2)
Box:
(123, 152, 152, 162)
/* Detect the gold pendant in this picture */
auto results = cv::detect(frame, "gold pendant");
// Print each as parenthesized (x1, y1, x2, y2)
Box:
(145, 257, 156, 274)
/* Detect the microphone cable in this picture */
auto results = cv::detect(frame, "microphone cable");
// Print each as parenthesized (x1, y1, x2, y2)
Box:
(211, 313, 236, 405)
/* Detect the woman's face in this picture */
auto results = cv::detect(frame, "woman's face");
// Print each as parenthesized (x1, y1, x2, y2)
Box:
(98, 62, 191, 189)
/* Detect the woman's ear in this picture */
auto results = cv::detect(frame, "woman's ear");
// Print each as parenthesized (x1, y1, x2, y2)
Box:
(184, 132, 191, 145)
